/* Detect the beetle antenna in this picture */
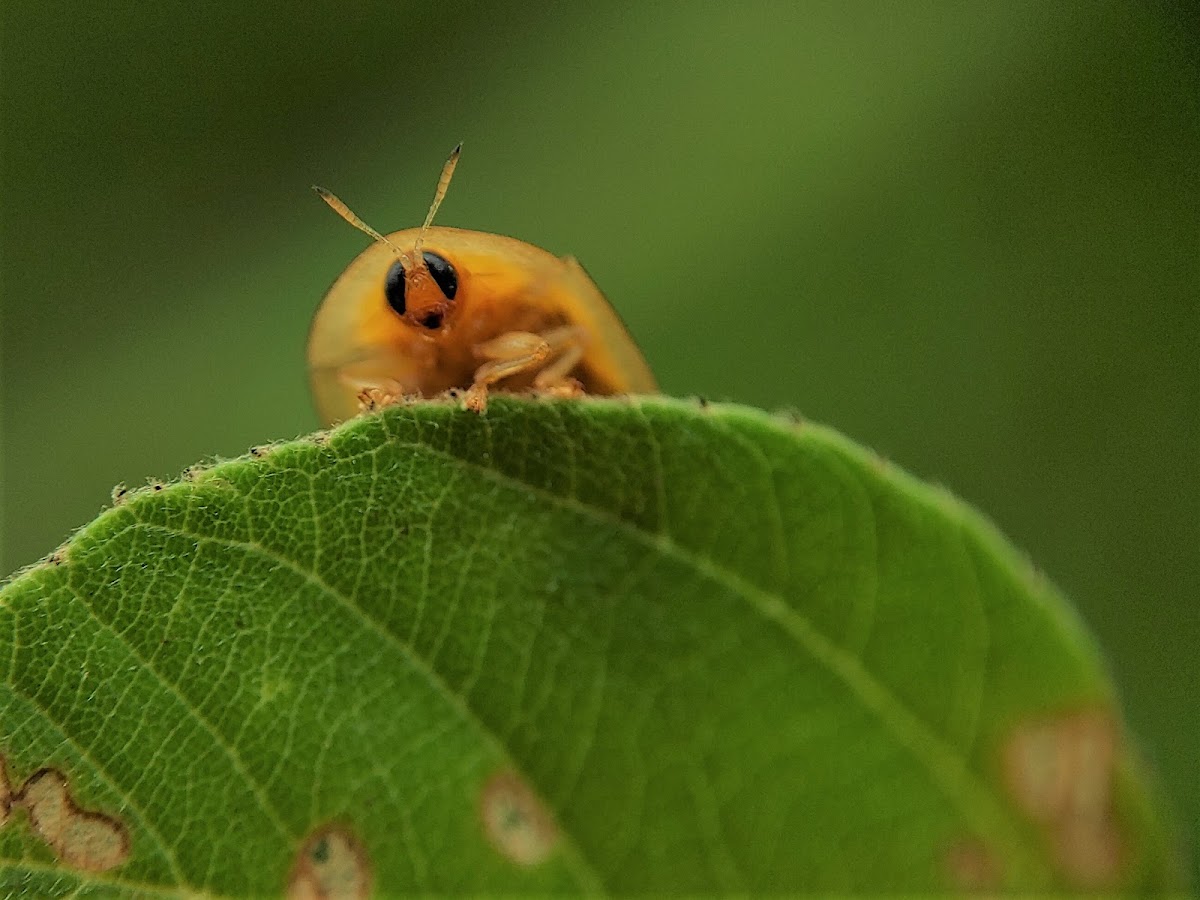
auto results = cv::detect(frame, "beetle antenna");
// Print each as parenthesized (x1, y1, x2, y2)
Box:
(313, 186, 406, 258)
(413, 143, 461, 258)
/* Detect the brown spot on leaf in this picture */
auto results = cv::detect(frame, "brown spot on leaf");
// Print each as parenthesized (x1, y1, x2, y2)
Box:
(944, 836, 1001, 892)
(480, 770, 559, 867)
(287, 825, 371, 900)
(1055, 815, 1124, 889)
(111, 483, 130, 505)
(11, 767, 129, 872)
(1004, 711, 1115, 822)
(1003, 710, 1124, 888)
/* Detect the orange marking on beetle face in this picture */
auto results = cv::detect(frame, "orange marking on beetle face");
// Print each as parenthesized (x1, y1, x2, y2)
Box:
(309, 149, 657, 425)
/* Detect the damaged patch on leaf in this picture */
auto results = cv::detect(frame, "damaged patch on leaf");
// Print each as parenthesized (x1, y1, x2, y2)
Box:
(287, 824, 371, 900)
(3, 763, 130, 873)
(480, 769, 559, 867)
(1003, 710, 1125, 888)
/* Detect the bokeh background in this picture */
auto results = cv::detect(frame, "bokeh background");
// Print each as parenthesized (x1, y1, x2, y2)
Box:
(2, 1, 1196, 878)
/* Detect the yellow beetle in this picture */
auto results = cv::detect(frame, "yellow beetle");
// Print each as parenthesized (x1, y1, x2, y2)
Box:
(308, 146, 657, 424)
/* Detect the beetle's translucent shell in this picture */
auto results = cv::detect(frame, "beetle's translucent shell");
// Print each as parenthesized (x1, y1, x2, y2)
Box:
(308, 224, 656, 425)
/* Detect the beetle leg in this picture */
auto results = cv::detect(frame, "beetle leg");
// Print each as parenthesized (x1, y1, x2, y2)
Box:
(474, 330, 552, 361)
(533, 343, 585, 391)
(531, 326, 586, 395)
(335, 367, 407, 415)
(466, 325, 585, 412)
(356, 384, 405, 413)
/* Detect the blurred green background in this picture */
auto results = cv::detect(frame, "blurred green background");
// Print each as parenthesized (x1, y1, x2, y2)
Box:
(2, 0, 1196, 878)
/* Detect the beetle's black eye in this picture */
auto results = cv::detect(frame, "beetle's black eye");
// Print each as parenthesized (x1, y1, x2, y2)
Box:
(383, 259, 406, 316)
(423, 251, 457, 300)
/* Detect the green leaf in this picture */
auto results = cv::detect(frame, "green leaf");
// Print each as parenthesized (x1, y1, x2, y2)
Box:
(0, 398, 1181, 895)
